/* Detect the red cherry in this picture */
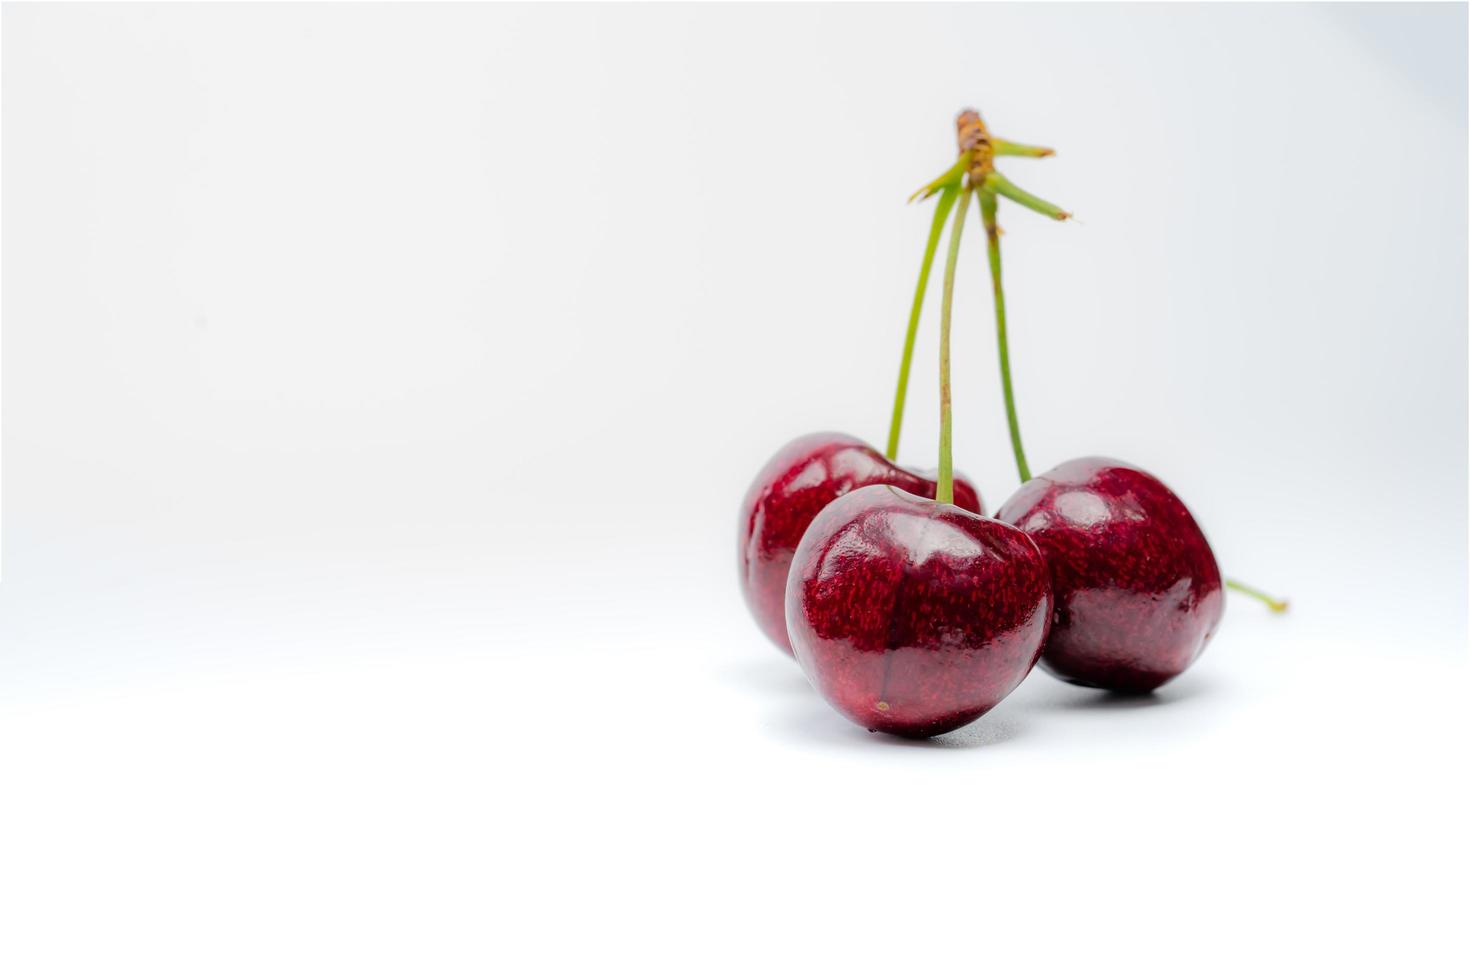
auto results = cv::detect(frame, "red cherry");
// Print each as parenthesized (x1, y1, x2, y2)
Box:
(997, 457, 1225, 693)
(785, 484, 1051, 737)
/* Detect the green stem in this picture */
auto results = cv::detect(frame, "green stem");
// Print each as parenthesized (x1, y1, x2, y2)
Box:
(936, 187, 972, 505)
(1226, 579, 1289, 613)
(909, 153, 971, 203)
(985, 171, 1071, 221)
(979, 188, 1032, 484)
(887, 185, 959, 460)
(993, 138, 1055, 158)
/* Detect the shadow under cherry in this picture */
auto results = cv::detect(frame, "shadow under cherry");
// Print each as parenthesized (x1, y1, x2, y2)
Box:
(766, 695, 1028, 751)
(1010, 670, 1215, 714)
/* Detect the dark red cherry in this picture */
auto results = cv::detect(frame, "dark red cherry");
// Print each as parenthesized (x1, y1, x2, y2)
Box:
(785, 484, 1050, 738)
(739, 433, 982, 655)
(995, 457, 1224, 693)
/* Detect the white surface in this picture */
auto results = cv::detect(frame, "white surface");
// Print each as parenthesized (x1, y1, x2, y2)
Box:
(2, 4, 1466, 978)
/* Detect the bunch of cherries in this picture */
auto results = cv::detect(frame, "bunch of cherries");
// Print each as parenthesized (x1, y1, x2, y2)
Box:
(738, 109, 1285, 739)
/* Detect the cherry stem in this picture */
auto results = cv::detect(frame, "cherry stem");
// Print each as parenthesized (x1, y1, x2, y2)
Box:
(1226, 578, 1290, 613)
(909, 154, 972, 203)
(985, 171, 1071, 222)
(887, 185, 960, 460)
(993, 138, 1055, 158)
(978, 187, 1032, 484)
(936, 186, 973, 505)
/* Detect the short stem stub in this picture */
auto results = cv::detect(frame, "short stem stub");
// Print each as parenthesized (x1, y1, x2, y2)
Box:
(980, 188, 1032, 484)
(993, 138, 1055, 158)
(1226, 578, 1290, 613)
(887, 185, 960, 460)
(936, 187, 973, 505)
(985, 171, 1071, 221)
(909, 154, 972, 203)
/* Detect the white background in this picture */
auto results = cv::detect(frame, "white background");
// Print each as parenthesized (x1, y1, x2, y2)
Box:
(2, 4, 1466, 978)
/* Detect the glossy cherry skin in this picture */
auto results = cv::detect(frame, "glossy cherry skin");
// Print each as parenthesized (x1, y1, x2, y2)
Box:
(996, 457, 1225, 694)
(739, 433, 982, 655)
(786, 484, 1051, 738)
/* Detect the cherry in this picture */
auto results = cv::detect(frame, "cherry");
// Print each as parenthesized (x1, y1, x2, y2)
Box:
(996, 458, 1224, 692)
(786, 165, 1052, 737)
(739, 433, 981, 655)
(787, 485, 1051, 738)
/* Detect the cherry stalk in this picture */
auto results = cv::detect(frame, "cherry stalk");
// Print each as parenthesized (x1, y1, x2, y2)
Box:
(886, 112, 1063, 462)
(935, 185, 971, 503)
